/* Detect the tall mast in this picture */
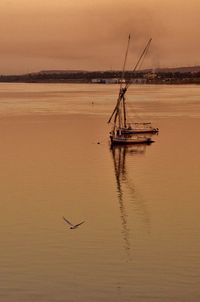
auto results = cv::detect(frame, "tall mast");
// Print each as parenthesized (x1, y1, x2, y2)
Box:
(108, 38, 152, 125)
(125, 38, 152, 90)
(120, 34, 131, 91)
(108, 34, 131, 125)
(121, 34, 130, 129)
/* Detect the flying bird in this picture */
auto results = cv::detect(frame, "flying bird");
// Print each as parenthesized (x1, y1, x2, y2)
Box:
(63, 216, 85, 229)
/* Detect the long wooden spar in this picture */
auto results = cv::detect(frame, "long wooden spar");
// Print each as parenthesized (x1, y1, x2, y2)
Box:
(108, 38, 152, 124)
(119, 34, 131, 92)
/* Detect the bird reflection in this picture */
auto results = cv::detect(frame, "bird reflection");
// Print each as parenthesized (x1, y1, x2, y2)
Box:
(111, 144, 149, 258)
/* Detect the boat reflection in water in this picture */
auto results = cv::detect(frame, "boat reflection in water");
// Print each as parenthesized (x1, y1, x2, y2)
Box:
(111, 143, 151, 259)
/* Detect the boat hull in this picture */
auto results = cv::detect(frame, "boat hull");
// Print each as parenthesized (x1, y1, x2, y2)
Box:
(110, 135, 154, 145)
(121, 128, 159, 134)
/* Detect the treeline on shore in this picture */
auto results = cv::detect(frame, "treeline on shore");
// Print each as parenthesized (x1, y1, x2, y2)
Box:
(1, 70, 200, 84)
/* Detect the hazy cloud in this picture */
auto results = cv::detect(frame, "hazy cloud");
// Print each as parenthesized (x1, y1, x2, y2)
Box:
(0, 0, 200, 73)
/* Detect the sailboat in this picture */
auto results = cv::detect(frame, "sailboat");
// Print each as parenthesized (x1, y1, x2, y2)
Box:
(108, 36, 158, 145)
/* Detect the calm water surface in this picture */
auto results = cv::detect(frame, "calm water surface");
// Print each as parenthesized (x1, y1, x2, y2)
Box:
(0, 83, 200, 301)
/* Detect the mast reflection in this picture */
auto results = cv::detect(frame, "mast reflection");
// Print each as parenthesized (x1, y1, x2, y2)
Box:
(111, 144, 149, 258)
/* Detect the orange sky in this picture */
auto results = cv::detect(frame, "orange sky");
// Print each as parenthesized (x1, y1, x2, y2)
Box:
(0, 0, 200, 74)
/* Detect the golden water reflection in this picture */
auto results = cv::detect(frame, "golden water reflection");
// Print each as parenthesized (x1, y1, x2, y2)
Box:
(111, 144, 150, 257)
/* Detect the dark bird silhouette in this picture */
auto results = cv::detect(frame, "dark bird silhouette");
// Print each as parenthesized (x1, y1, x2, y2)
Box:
(63, 216, 85, 229)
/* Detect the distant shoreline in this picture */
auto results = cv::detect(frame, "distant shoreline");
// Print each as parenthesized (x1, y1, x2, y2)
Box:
(1, 68, 200, 84)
